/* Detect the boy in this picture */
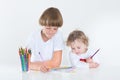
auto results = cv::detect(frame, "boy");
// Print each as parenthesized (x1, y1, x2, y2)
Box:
(26, 7, 64, 72)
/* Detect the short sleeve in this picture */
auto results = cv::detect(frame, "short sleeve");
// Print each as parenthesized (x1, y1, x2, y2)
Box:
(53, 30, 64, 51)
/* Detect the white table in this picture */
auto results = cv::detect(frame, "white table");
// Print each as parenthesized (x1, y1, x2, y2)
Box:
(0, 65, 120, 80)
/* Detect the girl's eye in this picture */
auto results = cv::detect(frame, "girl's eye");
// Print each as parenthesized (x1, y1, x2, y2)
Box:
(77, 47, 81, 49)
(71, 48, 75, 50)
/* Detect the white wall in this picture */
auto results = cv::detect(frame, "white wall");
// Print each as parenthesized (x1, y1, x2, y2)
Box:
(0, 0, 120, 67)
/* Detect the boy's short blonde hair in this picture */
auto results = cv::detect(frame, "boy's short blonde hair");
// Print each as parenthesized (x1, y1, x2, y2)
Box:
(39, 7, 63, 27)
(67, 30, 89, 47)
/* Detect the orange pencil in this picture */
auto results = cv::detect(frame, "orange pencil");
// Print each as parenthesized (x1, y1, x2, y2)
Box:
(28, 49, 31, 70)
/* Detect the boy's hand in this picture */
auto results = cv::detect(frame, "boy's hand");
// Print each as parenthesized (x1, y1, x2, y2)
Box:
(29, 62, 49, 72)
(39, 64, 49, 72)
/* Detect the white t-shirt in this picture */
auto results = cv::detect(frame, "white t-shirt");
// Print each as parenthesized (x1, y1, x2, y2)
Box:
(25, 29, 64, 62)
(69, 48, 100, 68)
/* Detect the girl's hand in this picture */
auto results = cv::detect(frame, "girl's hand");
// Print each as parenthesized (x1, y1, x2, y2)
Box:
(89, 62, 99, 68)
(86, 57, 93, 63)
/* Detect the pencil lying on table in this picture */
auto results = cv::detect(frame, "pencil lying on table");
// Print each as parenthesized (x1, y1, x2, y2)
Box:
(51, 66, 73, 71)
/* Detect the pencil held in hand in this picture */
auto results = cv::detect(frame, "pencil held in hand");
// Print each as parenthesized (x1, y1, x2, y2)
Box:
(80, 49, 100, 62)
(90, 48, 100, 58)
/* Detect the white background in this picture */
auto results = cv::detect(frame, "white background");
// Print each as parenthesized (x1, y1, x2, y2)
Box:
(0, 0, 120, 67)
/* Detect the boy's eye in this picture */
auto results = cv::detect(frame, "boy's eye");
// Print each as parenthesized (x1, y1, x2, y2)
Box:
(46, 28, 50, 29)
(54, 28, 58, 30)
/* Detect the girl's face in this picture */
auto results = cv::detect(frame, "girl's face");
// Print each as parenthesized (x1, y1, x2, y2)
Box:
(70, 39, 87, 55)
(42, 26, 58, 40)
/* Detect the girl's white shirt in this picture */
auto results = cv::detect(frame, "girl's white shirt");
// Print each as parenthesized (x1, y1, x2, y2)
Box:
(25, 29, 64, 62)
(69, 48, 100, 68)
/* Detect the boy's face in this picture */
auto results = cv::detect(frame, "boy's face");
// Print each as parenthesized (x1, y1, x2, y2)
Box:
(70, 40, 87, 55)
(42, 26, 58, 39)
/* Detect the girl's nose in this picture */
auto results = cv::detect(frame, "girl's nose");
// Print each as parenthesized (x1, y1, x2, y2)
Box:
(75, 49, 79, 54)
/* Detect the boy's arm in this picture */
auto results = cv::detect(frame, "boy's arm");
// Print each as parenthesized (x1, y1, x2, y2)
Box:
(29, 50, 62, 72)
(43, 50, 62, 69)
(30, 61, 43, 70)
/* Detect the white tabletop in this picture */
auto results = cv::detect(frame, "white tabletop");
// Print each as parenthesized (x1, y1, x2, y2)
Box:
(0, 65, 120, 80)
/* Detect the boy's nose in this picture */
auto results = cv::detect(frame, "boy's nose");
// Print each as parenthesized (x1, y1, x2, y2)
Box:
(49, 29, 55, 33)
